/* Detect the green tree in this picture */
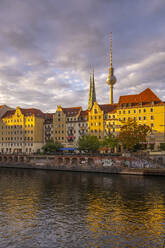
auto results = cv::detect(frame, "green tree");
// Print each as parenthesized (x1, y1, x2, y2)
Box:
(160, 143, 165, 151)
(42, 141, 63, 154)
(77, 134, 100, 153)
(118, 119, 151, 151)
(101, 134, 119, 149)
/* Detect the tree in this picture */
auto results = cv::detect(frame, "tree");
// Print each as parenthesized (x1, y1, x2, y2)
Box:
(42, 141, 63, 154)
(160, 143, 165, 151)
(118, 119, 151, 151)
(77, 134, 100, 153)
(100, 134, 119, 149)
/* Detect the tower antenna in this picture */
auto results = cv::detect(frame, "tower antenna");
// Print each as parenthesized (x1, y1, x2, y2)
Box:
(110, 32, 112, 68)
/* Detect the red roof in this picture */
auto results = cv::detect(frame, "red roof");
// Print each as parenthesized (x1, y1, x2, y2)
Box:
(62, 106, 82, 117)
(79, 110, 88, 116)
(99, 104, 118, 113)
(2, 109, 15, 118)
(3, 108, 44, 118)
(44, 113, 54, 119)
(119, 88, 161, 104)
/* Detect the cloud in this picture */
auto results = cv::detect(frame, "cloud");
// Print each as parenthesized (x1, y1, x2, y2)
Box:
(0, 0, 164, 112)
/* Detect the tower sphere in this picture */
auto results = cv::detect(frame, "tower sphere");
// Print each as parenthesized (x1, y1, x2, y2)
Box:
(107, 74, 116, 86)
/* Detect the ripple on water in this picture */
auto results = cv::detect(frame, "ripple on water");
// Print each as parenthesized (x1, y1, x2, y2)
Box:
(0, 169, 165, 247)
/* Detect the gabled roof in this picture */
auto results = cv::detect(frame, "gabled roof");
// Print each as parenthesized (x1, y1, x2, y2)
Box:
(2, 110, 15, 118)
(119, 88, 161, 104)
(99, 103, 118, 113)
(2, 108, 44, 118)
(44, 113, 54, 119)
(20, 108, 44, 117)
(79, 110, 88, 116)
(62, 106, 82, 117)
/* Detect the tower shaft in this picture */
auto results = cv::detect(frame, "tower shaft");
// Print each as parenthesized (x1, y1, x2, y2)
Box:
(106, 32, 117, 104)
(110, 85, 113, 104)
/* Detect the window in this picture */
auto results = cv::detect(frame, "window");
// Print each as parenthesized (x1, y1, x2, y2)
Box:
(134, 110, 136, 113)
(150, 108, 153, 112)
(139, 117, 141, 120)
(113, 115, 115, 118)
(143, 116, 146, 120)
(95, 116, 97, 120)
(119, 111, 121, 114)
(151, 123, 154, 127)
(94, 109, 97, 114)
(128, 110, 130, 114)
(151, 116, 154, 120)
(123, 111, 125, 114)
(143, 109, 146, 113)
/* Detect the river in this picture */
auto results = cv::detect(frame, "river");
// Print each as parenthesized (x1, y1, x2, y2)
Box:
(0, 168, 165, 248)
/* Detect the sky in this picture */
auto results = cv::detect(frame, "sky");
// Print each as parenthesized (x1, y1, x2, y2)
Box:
(0, 0, 165, 113)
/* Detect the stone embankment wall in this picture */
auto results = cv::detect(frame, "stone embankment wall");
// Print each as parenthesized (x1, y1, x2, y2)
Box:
(0, 154, 165, 176)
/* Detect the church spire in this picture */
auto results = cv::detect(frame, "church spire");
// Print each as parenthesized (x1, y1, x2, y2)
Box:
(88, 68, 96, 110)
(107, 32, 117, 104)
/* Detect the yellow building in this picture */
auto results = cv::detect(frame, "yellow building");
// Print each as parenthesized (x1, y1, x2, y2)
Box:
(0, 107, 44, 154)
(88, 102, 118, 140)
(88, 85, 165, 150)
(116, 88, 165, 149)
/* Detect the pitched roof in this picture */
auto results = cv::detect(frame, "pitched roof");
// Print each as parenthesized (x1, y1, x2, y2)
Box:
(99, 104, 118, 113)
(2, 108, 44, 118)
(62, 106, 82, 117)
(44, 113, 54, 119)
(119, 88, 161, 104)
(2, 109, 15, 118)
(79, 110, 88, 116)
(20, 108, 44, 116)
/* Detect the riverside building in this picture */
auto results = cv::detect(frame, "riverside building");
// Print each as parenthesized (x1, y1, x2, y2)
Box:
(53, 106, 88, 147)
(0, 107, 44, 154)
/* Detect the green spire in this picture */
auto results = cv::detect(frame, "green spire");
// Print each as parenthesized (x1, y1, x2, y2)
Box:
(88, 68, 96, 110)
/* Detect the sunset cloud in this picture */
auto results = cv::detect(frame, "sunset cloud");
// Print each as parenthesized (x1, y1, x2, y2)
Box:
(0, 0, 164, 112)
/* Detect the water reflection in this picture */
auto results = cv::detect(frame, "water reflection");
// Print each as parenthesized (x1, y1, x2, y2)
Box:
(0, 168, 165, 247)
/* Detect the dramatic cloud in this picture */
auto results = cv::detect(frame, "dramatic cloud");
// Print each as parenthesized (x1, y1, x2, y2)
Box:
(0, 0, 164, 112)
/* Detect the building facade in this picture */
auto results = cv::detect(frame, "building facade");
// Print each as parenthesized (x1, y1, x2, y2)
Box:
(44, 113, 53, 143)
(0, 107, 44, 154)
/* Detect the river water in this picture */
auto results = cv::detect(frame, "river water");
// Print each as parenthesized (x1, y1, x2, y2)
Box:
(0, 168, 165, 248)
